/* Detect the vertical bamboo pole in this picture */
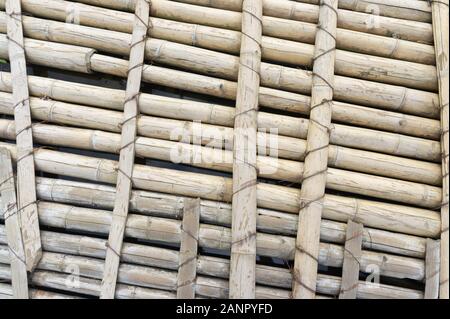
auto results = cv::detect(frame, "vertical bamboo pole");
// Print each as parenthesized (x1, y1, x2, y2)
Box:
(229, 0, 262, 299)
(177, 198, 200, 299)
(5, 0, 41, 272)
(0, 148, 28, 299)
(339, 220, 363, 299)
(424, 239, 440, 299)
(292, 0, 338, 299)
(100, 0, 150, 299)
(431, 0, 449, 300)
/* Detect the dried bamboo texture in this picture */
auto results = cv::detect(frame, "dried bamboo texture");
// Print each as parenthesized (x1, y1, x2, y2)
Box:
(4, 0, 41, 271)
(229, 0, 262, 299)
(177, 198, 200, 299)
(431, 0, 449, 299)
(293, 0, 337, 299)
(0, 148, 28, 299)
(100, 0, 149, 299)
(424, 239, 440, 299)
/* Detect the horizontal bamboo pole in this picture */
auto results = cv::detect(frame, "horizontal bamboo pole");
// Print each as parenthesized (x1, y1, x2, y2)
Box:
(0, 14, 437, 92)
(72, 0, 433, 44)
(173, 0, 433, 23)
(0, 283, 79, 299)
(0, 34, 440, 121)
(0, 141, 442, 209)
(2, 0, 435, 67)
(0, 95, 441, 185)
(0, 202, 427, 281)
(0, 265, 177, 299)
(0, 72, 440, 141)
(30, 177, 433, 255)
(0, 229, 425, 298)
(0, 74, 441, 157)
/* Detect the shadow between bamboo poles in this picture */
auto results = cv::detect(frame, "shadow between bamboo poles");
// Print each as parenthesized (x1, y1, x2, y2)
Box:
(292, 0, 338, 299)
(431, 0, 449, 299)
(100, 0, 149, 299)
(4, 0, 42, 272)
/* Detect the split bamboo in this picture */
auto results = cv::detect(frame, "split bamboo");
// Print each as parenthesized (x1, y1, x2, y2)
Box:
(0, 202, 427, 282)
(424, 239, 440, 299)
(0, 127, 442, 209)
(0, 148, 28, 299)
(4, 0, 41, 271)
(293, 0, 337, 299)
(72, 0, 434, 44)
(229, 0, 261, 299)
(0, 13, 438, 92)
(100, 0, 149, 299)
(0, 72, 441, 141)
(0, 26, 439, 117)
(173, 0, 433, 23)
(29, 177, 434, 256)
(431, 0, 449, 299)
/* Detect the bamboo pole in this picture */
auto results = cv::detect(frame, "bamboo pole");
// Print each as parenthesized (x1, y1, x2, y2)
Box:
(0, 148, 28, 299)
(177, 198, 200, 299)
(0, 72, 441, 141)
(0, 224, 424, 296)
(72, 0, 434, 44)
(0, 283, 78, 299)
(100, 0, 149, 299)
(0, 202, 427, 282)
(293, 0, 337, 299)
(0, 88, 443, 172)
(29, 177, 433, 256)
(4, 0, 41, 272)
(173, 0, 433, 23)
(339, 220, 363, 299)
(0, 32, 440, 120)
(424, 239, 440, 299)
(0, 14, 438, 92)
(431, 0, 449, 299)
(229, 0, 262, 299)
(0, 129, 442, 210)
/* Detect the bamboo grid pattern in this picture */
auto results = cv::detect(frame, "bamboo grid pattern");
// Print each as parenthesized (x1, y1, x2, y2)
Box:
(0, 0, 448, 299)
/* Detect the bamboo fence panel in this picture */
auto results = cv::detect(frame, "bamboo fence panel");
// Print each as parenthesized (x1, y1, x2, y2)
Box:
(229, 0, 262, 298)
(173, 0, 433, 23)
(71, 0, 433, 44)
(4, 0, 41, 271)
(0, 202, 427, 282)
(0, 21, 441, 119)
(100, 0, 149, 299)
(0, 148, 28, 299)
(424, 239, 440, 299)
(177, 198, 200, 298)
(338, 221, 363, 299)
(293, 0, 337, 299)
(431, 0, 449, 299)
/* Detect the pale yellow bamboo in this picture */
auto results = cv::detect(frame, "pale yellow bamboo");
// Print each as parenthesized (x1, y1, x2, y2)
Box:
(431, 0, 449, 299)
(4, 0, 41, 272)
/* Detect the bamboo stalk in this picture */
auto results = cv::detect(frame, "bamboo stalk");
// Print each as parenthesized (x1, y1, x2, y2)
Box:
(0, 14, 438, 92)
(0, 202, 427, 282)
(100, 0, 149, 299)
(0, 283, 79, 299)
(431, 0, 449, 300)
(29, 177, 433, 256)
(0, 148, 28, 299)
(293, 0, 337, 299)
(0, 88, 443, 172)
(72, 0, 433, 44)
(0, 132, 442, 209)
(4, 0, 41, 272)
(229, 0, 262, 299)
(0, 31, 440, 119)
(0, 72, 441, 141)
(174, 0, 433, 23)
(424, 239, 440, 299)
(0, 224, 424, 296)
